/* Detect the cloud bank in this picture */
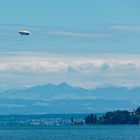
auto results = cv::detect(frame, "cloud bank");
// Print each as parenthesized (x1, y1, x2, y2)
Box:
(0, 53, 140, 90)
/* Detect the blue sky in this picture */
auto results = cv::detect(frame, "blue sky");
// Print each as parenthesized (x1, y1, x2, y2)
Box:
(0, 0, 140, 53)
(0, 0, 140, 90)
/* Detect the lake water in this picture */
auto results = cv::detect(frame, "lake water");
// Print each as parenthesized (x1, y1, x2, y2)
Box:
(0, 125, 139, 140)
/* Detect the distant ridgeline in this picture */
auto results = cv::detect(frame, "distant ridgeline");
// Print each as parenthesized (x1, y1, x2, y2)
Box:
(85, 107, 140, 125)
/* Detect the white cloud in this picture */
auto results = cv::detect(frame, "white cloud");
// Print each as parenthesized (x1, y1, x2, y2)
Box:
(0, 52, 140, 90)
(48, 31, 111, 39)
(110, 24, 140, 32)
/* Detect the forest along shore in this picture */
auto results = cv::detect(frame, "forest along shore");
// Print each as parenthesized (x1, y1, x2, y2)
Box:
(0, 107, 140, 126)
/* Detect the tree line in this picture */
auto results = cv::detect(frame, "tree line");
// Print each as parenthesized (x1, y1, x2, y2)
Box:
(85, 107, 140, 124)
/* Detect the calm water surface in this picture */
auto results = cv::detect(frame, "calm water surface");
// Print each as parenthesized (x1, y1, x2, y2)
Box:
(0, 125, 139, 140)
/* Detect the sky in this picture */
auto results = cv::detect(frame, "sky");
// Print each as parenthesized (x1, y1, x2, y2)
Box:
(0, 0, 140, 90)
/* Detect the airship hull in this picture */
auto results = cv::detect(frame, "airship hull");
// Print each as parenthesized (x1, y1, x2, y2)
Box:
(19, 30, 31, 35)
(19, 32, 30, 35)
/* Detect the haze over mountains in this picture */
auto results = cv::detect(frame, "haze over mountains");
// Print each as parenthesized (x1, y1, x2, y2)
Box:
(0, 82, 139, 114)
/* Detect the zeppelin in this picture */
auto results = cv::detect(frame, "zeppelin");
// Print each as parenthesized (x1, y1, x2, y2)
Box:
(19, 29, 31, 35)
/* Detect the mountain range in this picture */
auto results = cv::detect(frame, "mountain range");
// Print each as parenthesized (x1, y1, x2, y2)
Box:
(0, 83, 139, 114)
